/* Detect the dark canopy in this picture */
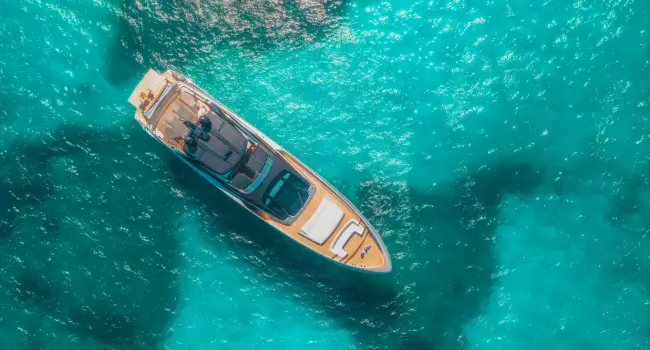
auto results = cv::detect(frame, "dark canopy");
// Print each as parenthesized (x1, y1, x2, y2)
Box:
(183, 110, 247, 174)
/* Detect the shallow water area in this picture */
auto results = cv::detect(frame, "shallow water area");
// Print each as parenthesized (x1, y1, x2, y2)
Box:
(1, 0, 650, 349)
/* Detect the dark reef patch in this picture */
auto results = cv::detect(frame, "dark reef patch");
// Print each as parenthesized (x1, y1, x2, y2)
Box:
(0, 124, 182, 349)
(353, 160, 544, 349)
(107, 0, 347, 84)
(68, 306, 139, 347)
(14, 270, 59, 312)
(0, 182, 51, 243)
(399, 334, 438, 350)
(469, 161, 543, 207)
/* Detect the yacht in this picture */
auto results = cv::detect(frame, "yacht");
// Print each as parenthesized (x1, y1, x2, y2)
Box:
(128, 69, 391, 273)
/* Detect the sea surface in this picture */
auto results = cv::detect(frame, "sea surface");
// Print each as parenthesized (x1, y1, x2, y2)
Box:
(1, 0, 649, 349)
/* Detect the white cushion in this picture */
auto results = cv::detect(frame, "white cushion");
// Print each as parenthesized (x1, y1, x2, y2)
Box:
(330, 220, 364, 258)
(180, 91, 198, 111)
(300, 198, 344, 245)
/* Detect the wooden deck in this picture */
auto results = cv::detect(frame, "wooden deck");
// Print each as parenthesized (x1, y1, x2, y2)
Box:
(266, 154, 388, 271)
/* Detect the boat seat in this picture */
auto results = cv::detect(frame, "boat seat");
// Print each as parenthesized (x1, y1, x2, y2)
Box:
(246, 147, 268, 173)
(173, 103, 194, 121)
(330, 220, 364, 258)
(179, 91, 198, 112)
(230, 172, 253, 190)
(162, 116, 190, 140)
(300, 198, 344, 245)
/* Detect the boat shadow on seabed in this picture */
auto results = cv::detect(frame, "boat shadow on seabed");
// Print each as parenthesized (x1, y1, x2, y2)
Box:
(0, 125, 183, 349)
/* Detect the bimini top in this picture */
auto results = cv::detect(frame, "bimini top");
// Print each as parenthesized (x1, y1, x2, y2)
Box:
(182, 107, 248, 174)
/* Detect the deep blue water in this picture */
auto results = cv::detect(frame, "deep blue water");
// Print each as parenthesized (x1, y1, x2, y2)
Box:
(1, 0, 650, 349)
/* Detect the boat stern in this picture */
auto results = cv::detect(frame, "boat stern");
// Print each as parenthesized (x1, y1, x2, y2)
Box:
(128, 69, 167, 110)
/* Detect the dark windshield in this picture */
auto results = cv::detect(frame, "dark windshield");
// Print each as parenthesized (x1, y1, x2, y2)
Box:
(263, 170, 310, 220)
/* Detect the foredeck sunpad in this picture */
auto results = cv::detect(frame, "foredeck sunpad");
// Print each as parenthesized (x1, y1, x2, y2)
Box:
(300, 198, 344, 245)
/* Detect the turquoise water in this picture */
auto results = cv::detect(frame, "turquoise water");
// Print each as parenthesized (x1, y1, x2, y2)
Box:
(1, 0, 650, 348)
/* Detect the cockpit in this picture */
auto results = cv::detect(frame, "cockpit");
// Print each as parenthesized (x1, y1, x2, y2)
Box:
(228, 145, 272, 193)
(262, 170, 310, 221)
